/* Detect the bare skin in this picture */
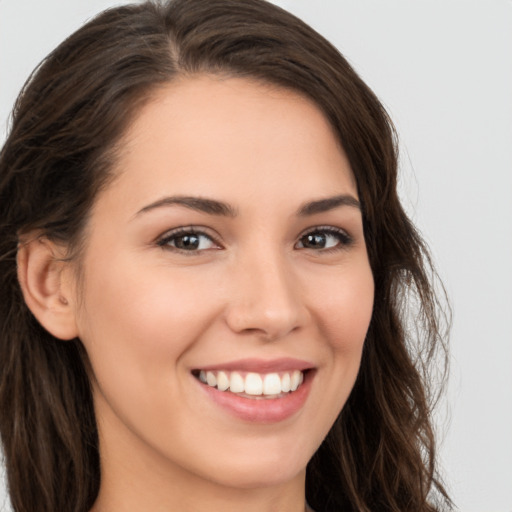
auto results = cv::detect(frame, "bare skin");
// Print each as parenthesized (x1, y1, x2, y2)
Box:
(21, 76, 374, 512)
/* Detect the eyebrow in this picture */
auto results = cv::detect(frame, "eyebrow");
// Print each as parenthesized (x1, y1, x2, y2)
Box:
(136, 196, 238, 217)
(297, 194, 361, 216)
(135, 193, 360, 218)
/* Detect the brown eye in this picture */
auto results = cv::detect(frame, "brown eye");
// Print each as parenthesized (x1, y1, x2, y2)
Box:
(300, 233, 329, 249)
(296, 228, 352, 250)
(158, 229, 218, 252)
(172, 233, 203, 250)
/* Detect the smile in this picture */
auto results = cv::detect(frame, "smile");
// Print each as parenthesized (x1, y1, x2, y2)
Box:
(196, 370, 305, 398)
(192, 358, 315, 422)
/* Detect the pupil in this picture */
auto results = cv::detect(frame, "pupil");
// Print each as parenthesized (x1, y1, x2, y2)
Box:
(305, 233, 326, 248)
(177, 234, 199, 250)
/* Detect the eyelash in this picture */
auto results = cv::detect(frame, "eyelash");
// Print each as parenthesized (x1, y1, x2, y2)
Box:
(156, 225, 353, 254)
(156, 227, 219, 254)
(296, 226, 353, 252)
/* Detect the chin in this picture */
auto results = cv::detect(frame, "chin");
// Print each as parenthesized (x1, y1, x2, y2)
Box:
(191, 443, 310, 491)
(210, 462, 306, 491)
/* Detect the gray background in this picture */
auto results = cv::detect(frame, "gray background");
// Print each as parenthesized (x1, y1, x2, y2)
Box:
(1, 1, 511, 510)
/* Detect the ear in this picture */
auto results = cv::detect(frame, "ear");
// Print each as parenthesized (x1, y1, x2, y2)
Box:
(17, 235, 78, 340)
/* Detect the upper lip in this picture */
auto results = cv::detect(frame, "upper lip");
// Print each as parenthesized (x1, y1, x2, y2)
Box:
(194, 358, 314, 373)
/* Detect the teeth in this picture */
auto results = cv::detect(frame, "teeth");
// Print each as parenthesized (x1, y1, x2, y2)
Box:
(230, 372, 245, 393)
(217, 371, 230, 391)
(245, 373, 263, 395)
(290, 370, 302, 391)
(281, 373, 291, 392)
(206, 371, 217, 387)
(263, 373, 281, 395)
(197, 369, 306, 396)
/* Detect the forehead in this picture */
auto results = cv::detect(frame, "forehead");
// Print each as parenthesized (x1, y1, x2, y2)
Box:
(102, 75, 357, 213)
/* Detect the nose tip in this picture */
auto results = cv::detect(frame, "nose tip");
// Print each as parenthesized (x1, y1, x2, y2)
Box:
(227, 303, 301, 341)
(224, 258, 306, 341)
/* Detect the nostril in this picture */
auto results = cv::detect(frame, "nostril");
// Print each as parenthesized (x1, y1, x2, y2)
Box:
(224, 305, 305, 341)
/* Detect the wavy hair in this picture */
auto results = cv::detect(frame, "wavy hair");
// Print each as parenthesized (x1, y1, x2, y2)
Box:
(0, 1, 451, 510)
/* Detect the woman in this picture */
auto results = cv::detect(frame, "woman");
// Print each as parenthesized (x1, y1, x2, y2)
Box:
(0, 0, 452, 511)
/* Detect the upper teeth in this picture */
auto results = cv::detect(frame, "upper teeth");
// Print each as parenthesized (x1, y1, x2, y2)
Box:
(198, 370, 304, 396)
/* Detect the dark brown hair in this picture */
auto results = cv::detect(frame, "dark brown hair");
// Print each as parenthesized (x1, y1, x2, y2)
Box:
(0, 1, 451, 511)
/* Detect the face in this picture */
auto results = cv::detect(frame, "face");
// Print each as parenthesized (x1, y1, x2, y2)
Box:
(72, 76, 374, 497)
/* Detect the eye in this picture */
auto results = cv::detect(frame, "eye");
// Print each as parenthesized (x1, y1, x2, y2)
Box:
(295, 227, 352, 251)
(157, 227, 219, 252)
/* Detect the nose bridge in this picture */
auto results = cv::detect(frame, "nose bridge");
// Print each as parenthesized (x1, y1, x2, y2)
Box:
(225, 245, 304, 339)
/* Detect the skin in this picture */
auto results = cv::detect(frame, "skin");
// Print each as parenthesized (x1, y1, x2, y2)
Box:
(65, 76, 374, 512)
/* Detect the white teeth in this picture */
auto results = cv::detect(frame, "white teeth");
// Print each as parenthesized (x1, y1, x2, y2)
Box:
(245, 373, 263, 395)
(281, 373, 291, 392)
(263, 373, 282, 395)
(290, 370, 302, 391)
(217, 371, 230, 391)
(206, 371, 217, 387)
(229, 372, 245, 393)
(197, 369, 306, 396)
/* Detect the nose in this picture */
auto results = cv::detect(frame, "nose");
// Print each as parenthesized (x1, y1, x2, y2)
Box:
(224, 249, 307, 341)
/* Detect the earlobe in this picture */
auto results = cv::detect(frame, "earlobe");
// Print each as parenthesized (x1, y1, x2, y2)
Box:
(17, 235, 78, 341)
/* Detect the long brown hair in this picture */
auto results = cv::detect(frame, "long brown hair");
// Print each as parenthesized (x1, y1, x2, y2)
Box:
(0, 1, 451, 510)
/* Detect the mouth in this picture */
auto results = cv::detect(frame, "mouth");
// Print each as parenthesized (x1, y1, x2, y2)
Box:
(192, 369, 306, 399)
(191, 360, 315, 422)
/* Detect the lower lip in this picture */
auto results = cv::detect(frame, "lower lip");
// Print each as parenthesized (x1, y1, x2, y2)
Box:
(197, 371, 314, 423)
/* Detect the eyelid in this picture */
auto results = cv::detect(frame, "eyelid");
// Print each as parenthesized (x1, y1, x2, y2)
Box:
(156, 226, 222, 251)
(295, 225, 354, 250)
(154, 224, 353, 253)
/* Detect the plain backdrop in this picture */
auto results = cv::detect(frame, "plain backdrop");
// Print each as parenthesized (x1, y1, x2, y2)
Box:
(1, 1, 511, 511)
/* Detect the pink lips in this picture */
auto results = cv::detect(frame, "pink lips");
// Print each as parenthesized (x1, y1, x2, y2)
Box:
(196, 357, 313, 373)
(194, 358, 315, 423)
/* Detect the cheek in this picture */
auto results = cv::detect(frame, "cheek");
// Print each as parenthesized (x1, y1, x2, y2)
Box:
(314, 258, 373, 403)
(75, 256, 220, 385)
(299, 260, 374, 445)
(74, 257, 223, 455)
(315, 260, 374, 354)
